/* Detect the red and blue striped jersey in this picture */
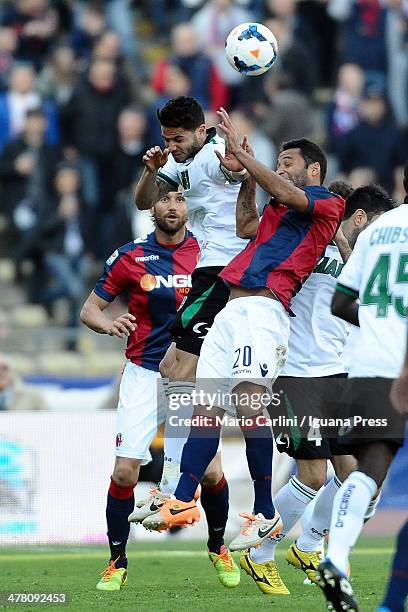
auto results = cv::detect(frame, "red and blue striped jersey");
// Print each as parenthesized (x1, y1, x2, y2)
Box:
(220, 185, 345, 312)
(94, 230, 199, 371)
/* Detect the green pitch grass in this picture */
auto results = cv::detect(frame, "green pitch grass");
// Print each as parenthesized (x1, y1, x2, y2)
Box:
(0, 537, 394, 611)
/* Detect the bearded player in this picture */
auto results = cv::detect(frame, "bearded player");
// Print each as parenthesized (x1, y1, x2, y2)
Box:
(80, 192, 199, 591)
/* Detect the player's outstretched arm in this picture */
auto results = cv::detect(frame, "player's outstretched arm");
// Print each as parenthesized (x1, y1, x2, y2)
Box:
(80, 291, 136, 338)
(217, 107, 309, 213)
(331, 290, 359, 326)
(135, 146, 170, 210)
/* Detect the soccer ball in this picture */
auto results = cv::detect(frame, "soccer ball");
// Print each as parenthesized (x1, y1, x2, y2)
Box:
(225, 22, 278, 77)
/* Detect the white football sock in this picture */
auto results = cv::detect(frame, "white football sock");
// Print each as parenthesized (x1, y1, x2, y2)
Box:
(364, 490, 381, 521)
(250, 476, 318, 563)
(326, 471, 377, 575)
(160, 381, 194, 495)
(297, 475, 342, 552)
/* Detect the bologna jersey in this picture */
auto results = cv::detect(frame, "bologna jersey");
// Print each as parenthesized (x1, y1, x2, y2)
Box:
(336, 203, 408, 379)
(156, 128, 248, 268)
(281, 242, 350, 377)
(94, 231, 199, 372)
(220, 185, 345, 312)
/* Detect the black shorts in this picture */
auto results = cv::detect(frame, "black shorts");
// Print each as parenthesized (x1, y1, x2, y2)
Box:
(335, 377, 406, 458)
(170, 266, 230, 356)
(272, 374, 350, 460)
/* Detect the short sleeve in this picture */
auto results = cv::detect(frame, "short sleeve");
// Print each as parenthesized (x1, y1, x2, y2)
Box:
(94, 249, 131, 302)
(304, 186, 345, 222)
(156, 154, 179, 188)
(336, 230, 368, 297)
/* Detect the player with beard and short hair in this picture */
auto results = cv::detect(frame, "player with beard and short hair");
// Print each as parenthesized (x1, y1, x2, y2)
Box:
(142, 110, 344, 595)
(242, 183, 395, 594)
(80, 192, 199, 591)
(133, 96, 249, 587)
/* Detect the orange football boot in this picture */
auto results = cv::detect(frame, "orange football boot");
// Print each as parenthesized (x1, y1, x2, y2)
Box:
(142, 497, 200, 531)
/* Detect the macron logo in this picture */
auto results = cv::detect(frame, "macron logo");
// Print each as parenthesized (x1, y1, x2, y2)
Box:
(135, 254, 160, 262)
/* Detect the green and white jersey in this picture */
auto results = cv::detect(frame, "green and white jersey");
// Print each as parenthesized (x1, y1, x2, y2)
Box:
(336, 204, 408, 378)
(156, 128, 248, 268)
(282, 243, 349, 377)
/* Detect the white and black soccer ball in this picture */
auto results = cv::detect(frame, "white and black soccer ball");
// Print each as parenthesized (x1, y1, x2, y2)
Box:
(225, 22, 278, 77)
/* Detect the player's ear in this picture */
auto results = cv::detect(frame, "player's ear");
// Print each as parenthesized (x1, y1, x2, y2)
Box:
(353, 208, 367, 227)
(311, 162, 320, 179)
(197, 124, 206, 139)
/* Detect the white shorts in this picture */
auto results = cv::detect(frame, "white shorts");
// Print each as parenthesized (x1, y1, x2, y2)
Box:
(115, 362, 166, 463)
(196, 296, 290, 411)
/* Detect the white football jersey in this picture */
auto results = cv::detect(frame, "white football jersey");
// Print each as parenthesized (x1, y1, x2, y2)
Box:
(337, 204, 408, 378)
(157, 128, 248, 268)
(281, 243, 350, 377)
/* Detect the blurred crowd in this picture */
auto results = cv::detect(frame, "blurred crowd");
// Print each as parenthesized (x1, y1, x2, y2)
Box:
(0, 0, 407, 337)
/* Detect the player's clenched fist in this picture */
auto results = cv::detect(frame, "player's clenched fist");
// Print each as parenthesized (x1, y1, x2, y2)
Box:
(143, 146, 169, 172)
(107, 313, 137, 338)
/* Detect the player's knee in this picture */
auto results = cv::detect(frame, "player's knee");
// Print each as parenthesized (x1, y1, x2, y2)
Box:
(160, 343, 176, 378)
(169, 349, 198, 380)
(302, 474, 326, 491)
(296, 460, 327, 491)
(201, 467, 223, 487)
(201, 453, 223, 486)
(234, 382, 267, 418)
(112, 464, 138, 488)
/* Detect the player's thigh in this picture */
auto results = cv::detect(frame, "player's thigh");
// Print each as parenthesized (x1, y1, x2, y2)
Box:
(111, 456, 141, 487)
(116, 362, 165, 464)
(336, 377, 406, 480)
(171, 269, 230, 357)
(272, 376, 333, 462)
(230, 297, 290, 398)
(196, 297, 289, 413)
(195, 305, 236, 411)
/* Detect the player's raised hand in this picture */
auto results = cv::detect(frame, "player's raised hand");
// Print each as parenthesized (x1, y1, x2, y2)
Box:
(241, 135, 254, 157)
(390, 371, 408, 414)
(107, 313, 137, 338)
(215, 146, 245, 172)
(215, 133, 251, 173)
(142, 146, 169, 172)
(217, 107, 241, 155)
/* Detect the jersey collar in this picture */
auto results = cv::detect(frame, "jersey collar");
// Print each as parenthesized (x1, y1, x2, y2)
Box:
(153, 229, 189, 249)
(204, 127, 217, 145)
